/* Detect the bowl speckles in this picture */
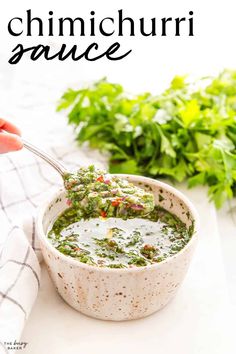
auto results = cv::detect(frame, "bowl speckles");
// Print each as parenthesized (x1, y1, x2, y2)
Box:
(36, 175, 199, 321)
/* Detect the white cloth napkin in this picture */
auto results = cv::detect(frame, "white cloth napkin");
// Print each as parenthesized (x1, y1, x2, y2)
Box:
(0, 144, 106, 354)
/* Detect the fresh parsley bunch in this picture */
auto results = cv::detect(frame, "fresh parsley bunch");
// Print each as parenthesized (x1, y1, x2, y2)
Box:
(57, 70, 236, 208)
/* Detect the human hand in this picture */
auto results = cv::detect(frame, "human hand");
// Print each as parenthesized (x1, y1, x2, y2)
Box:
(0, 118, 23, 153)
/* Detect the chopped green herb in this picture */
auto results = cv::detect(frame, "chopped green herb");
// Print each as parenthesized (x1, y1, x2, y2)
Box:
(48, 206, 193, 268)
(63, 165, 155, 217)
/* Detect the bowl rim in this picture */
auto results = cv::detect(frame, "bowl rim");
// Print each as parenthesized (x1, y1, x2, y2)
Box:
(36, 174, 200, 273)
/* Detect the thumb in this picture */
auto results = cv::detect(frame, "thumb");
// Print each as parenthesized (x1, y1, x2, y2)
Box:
(0, 133, 23, 154)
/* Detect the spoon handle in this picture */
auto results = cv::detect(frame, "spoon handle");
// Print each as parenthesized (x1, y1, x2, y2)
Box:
(22, 139, 68, 177)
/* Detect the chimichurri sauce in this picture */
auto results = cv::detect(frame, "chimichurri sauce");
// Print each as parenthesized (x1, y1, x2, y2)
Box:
(63, 165, 154, 218)
(48, 206, 193, 268)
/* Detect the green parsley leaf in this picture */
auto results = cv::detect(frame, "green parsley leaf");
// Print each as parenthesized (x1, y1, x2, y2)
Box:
(57, 71, 236, 208)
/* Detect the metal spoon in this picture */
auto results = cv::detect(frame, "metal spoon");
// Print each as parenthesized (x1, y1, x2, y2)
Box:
(22, 139, 69, 177)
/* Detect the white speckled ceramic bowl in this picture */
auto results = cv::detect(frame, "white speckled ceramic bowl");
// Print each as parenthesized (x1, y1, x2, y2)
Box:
(36, 175, 199, 321)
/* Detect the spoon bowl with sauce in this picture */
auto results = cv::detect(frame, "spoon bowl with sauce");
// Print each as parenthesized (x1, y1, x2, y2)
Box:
(23, 139, 155, 218)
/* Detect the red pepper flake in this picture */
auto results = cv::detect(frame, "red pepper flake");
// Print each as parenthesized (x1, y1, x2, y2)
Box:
(74, 247, 80, 251)
(100, 211, 107, 218)
(111, 198, 123, 207)
(96, 175, 104, 182)
(66, 199, 72, 206)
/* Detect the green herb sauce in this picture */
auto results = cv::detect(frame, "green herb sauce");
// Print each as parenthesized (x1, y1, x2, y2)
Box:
(63, 165, 154, 218)
(48, 205, 193, 268)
